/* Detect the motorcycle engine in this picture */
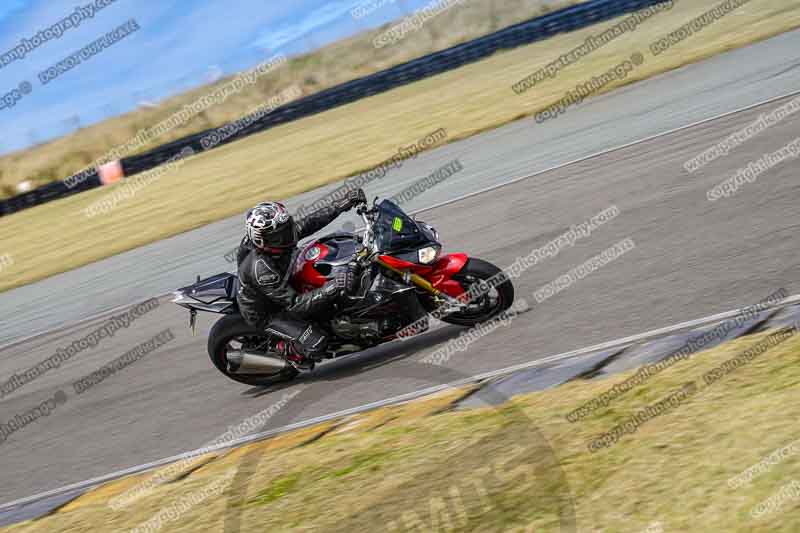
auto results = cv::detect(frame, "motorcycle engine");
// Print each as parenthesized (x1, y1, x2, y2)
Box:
(330, 317, 382, 341)
(329, 316, 412, 341)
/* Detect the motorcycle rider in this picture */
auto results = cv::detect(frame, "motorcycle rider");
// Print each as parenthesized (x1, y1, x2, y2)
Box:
(236, 188, 367, 369)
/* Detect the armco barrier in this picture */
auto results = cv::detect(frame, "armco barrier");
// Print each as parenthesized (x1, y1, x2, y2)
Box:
(0, 0, 669, 218)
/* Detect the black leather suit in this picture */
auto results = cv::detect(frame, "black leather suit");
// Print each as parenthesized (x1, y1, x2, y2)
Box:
(236, 204, 349, 359)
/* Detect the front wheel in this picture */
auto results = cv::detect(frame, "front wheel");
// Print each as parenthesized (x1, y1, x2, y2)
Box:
(427, 258, 515, 326)
(207, 314, 298, 387)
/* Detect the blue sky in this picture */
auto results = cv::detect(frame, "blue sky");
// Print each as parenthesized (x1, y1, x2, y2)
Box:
(0, 0, 431, 155)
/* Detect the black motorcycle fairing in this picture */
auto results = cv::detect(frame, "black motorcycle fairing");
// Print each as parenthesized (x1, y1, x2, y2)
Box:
(373, 199, 440, 254)
(385, 244, 442, 266)
(174, 273, 238, 314)
(329, 272, 428, 342)
(316, 236, 360, 276)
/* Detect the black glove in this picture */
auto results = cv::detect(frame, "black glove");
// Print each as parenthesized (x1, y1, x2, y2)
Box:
(334, 188, 367, 212)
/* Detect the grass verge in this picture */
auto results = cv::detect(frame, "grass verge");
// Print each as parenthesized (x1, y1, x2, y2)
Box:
(5, 327, 800, 532)
(1, 0, 799, 293)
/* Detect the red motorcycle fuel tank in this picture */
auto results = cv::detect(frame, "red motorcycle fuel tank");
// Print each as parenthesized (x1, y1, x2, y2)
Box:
(292, 241, 330, 290)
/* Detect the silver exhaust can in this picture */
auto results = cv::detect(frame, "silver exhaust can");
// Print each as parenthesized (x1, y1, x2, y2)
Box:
(227, 350, 287, 374)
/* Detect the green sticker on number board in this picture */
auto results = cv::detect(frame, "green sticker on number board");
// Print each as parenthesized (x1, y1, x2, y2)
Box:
(393, 217, 403, 232)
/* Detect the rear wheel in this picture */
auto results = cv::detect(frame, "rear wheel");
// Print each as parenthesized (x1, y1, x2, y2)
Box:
(429, 258, 515, 326)
(207, 314, 298, 387)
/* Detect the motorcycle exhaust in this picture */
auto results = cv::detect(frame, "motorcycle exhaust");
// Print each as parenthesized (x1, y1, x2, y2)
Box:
(227, 349, 287, 375)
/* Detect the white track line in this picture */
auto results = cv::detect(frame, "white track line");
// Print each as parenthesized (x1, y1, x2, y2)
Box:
(2, 294, 798, 512)
(413, 88, 800, 215)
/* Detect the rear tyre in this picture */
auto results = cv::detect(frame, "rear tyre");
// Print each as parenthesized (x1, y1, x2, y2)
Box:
(207, 314, 298, 387)
(434, 258, 515, 327)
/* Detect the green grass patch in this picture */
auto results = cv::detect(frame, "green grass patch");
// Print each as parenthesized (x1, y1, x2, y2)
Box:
(327, 449, 394, 479)
(248, 472, 301, 506)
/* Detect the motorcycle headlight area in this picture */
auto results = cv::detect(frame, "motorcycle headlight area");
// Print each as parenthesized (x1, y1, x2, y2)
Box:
(418, 246, 440, 264)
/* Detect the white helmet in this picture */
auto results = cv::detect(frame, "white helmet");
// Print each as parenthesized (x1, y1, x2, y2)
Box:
(245, 202, 297, 250)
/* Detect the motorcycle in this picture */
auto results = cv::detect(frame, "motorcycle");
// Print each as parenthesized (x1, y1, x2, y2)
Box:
(172, 198, 514, 386)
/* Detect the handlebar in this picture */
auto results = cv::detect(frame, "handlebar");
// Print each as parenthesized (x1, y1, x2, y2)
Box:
(355, 202, 383, 255)
(359, 207, 374, 251)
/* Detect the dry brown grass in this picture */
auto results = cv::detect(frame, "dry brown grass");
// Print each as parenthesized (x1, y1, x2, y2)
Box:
(0, 0, 799, 293)
(6, 328, 800, 532)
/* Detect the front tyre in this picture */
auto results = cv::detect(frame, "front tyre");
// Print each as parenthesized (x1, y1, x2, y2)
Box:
(437, 258, 515, 326)
(207, 314, 298, 387)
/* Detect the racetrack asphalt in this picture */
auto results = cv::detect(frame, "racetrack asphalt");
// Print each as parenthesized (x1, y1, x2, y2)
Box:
(0, 29, 799, 505)
(2, 28, 800, 346)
